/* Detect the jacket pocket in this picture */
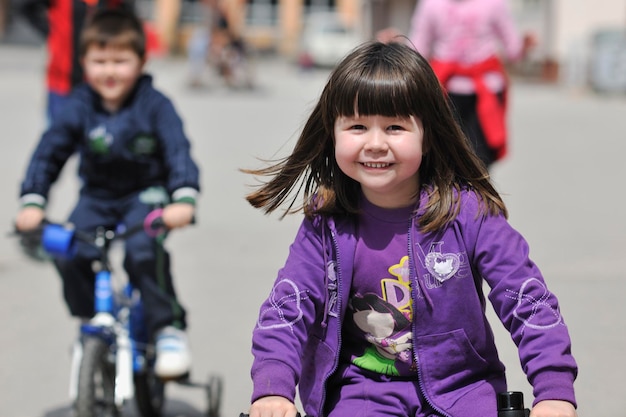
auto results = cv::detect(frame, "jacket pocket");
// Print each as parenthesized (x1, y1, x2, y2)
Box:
(416, 329, 492, 409)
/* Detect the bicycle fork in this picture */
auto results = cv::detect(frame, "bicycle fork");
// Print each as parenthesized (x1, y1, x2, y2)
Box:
(68, 270, 135, 407)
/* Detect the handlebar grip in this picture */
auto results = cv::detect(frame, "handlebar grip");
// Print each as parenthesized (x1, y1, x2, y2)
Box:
(239, 414, 303, 417)
(41, 223, 76, 259)
(144, 209, 166, 237)
(497, 391, 531, 417)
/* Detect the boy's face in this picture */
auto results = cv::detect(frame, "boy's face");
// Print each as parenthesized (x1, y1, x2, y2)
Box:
(82, 44, 145, 112)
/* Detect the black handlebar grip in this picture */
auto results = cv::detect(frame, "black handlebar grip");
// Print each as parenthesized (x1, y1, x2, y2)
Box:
(497, 391, 530, 417)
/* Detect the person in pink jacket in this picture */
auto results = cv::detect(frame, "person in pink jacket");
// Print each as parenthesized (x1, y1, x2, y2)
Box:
(381, 0, 535, 168)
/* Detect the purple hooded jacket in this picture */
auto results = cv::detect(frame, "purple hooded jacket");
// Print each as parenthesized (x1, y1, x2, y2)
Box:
(250, 190, 577, 417)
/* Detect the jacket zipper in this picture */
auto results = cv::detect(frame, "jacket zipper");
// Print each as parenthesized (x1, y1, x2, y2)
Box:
(318, 226, 342, 417)
(408, 220, 452, 417)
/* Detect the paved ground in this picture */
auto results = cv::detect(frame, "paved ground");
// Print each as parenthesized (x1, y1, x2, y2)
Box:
(0, 44, 624, 417)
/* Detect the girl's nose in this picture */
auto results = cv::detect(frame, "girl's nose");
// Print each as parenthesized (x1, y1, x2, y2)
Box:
(364, 129, 388, 152)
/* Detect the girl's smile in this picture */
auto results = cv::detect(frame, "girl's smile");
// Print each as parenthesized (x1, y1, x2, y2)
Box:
(334, 113, 424, 208)
(362, 162, 393, 169)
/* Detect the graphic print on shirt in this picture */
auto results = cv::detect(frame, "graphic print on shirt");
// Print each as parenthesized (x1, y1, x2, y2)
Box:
(129, 134, 158, 156)
(416, 241, 469, 291)
(506, 277, 563, 332)
(257, 278, 309, 333)
(88, 125, 113, 155)
(350, 256, 416, 375)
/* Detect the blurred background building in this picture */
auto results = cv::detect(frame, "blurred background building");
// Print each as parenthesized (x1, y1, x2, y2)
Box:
(2, 0, 626, 90)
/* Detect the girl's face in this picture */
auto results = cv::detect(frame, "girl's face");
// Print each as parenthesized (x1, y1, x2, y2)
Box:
(82, 44, 145, 113)
(334, 113, 423, 208)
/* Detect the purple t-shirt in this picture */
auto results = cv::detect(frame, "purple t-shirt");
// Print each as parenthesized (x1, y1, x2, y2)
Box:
(341, 197, 418, 376)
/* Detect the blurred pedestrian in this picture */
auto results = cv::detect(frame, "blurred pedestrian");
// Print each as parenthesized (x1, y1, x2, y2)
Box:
(186, 0, 253, 89)
(380, 0, 535, 168)
(186, 0, 220, 88)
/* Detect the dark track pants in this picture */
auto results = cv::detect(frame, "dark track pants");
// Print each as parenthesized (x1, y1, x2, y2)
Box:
(448, 91, 505, 169)
(54, 190, 187, 338)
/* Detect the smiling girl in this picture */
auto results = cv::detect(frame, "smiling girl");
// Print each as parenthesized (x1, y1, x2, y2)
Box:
(242, 41, 577, 417)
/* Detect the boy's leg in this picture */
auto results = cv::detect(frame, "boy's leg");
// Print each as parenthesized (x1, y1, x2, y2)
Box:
(121, 196, 187, 336)
(54, 195, 117, 319)
(122, 191, 190, 378)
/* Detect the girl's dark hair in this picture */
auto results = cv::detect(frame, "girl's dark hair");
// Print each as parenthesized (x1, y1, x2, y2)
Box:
(243, 41, 507, 232)
(79, 7, 146, 59)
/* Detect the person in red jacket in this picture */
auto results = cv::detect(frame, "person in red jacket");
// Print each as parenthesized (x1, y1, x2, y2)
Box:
(407, 0, 536, 168)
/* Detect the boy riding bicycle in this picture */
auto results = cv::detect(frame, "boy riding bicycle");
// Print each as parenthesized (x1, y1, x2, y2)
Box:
(14, 8, 200, 380)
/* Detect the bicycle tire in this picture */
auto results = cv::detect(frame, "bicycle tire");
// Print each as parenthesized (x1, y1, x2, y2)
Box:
(206, 374, 223, 417)
(134, 369, 165, 417)
(75, 336, 119, 417)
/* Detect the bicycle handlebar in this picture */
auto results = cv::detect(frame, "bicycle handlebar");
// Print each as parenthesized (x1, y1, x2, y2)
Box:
(12, 209, 169, 260)
(497, 391, 531, 417)
(239, 391, 529, 417)
(239, 414, 307, 417)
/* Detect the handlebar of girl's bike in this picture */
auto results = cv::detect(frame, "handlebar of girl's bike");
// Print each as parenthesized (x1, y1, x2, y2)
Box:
(239, 391, 530, 417)
(239, 414, 308, 417)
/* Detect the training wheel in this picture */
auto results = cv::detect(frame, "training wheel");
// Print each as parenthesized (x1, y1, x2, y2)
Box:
(206, 373, 223, 417)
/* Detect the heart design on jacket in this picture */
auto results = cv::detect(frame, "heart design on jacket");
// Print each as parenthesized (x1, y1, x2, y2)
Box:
(424, 252, 461, 283)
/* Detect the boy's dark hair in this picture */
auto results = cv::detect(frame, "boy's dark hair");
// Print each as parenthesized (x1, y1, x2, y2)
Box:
(79, 8, 146, 59)
(244, 41, 507, 232)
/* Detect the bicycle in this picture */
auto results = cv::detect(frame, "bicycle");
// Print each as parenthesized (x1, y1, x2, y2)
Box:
(14, 209, 223, 417)
(238, 390, 530, 417)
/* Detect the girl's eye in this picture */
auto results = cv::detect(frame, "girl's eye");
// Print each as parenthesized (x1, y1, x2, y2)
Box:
(350, 124, 366, 130)
(388, 125, 404, 131)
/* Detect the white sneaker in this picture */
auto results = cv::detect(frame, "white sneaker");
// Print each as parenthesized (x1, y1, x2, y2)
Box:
(154, 326, 191, 380)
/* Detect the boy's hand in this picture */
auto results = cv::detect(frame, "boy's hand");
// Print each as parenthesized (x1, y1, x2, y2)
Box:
(530, 400, 577, 417)
(162, 202, 195, 229)
(249, 395, 298, 417)
(15, 206, 45, 231)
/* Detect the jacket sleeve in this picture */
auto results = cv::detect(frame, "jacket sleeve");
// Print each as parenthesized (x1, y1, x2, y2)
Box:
(152, 96, 200, 201)
(250, 216, 328, 403)
(462, 194, 578, 407)
(19, 103, 81, 202)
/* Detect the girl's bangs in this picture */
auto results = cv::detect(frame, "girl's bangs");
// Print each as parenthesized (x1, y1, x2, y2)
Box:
(334, 68, 418, 119)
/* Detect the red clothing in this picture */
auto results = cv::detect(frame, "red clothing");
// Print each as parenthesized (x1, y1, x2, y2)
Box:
(46, 0, 124, 95)
(430, 56, 508, 160)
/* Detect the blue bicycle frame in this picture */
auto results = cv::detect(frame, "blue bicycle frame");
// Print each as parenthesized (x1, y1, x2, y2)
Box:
(42, 223, 151, 407)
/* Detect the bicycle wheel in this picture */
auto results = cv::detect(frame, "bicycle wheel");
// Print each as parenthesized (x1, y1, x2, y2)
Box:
(75, 336, 119, 417)
(206, 374, 223, 417)
(134, 368, 165, 417)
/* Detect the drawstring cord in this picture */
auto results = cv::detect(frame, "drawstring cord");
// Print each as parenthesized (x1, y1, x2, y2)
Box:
(321, 219, 330, 330)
